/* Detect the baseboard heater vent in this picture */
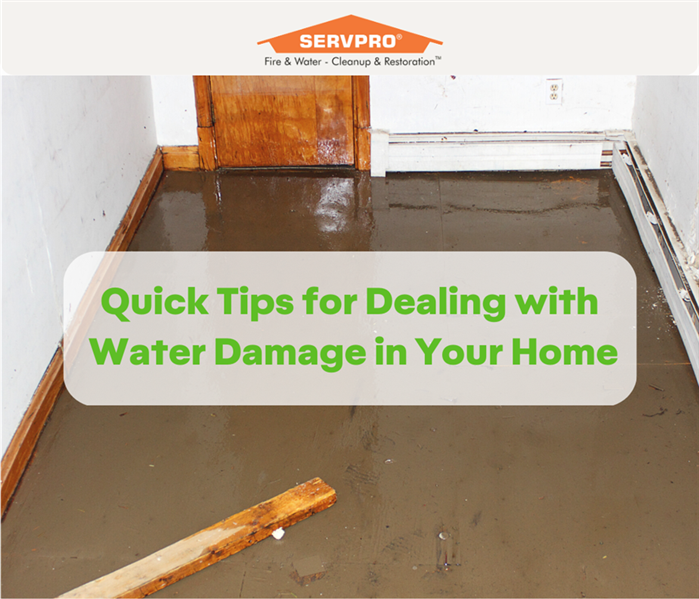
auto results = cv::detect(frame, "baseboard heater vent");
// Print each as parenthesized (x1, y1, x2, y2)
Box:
(370, 128, 699, 385)
(370, 131, 616, 176)
(613, 137, 699, 382)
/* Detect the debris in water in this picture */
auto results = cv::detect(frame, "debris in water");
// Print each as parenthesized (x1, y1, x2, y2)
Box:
(272, 528, 285, 540)
(290, 556, 326, 585)
(642, 407, 668, 417)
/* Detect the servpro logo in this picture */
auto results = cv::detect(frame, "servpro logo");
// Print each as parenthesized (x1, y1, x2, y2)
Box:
(258, 15, 442, 54)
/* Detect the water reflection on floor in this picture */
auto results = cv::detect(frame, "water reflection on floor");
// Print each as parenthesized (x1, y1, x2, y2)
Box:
(131, 170, 627, 254)
(2, 170, 697, 599)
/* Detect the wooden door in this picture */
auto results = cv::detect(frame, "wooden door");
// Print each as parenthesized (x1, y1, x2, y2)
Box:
(194, 76, 370, 170)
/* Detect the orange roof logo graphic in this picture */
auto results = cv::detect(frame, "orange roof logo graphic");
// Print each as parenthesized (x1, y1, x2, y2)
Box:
(258, 15, 442, 54)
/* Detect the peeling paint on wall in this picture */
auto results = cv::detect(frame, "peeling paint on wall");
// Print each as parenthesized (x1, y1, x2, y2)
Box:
(633, 76, 699, 259)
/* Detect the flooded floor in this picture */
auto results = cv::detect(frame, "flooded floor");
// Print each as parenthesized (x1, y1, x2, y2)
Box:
(3, 170, 698, 598)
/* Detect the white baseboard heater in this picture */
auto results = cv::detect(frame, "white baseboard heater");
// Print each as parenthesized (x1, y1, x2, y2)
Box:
(370, 129, 699, 386)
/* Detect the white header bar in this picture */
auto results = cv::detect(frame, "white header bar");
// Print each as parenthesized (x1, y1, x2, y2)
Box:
(3, 2, 697, 75)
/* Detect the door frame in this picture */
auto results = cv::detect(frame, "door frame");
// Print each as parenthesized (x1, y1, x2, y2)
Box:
(193, 76, 370, 171)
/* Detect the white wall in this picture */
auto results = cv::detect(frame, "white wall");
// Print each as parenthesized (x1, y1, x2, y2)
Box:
(151, 76, 198, 146)
(371, 76, 637, 133)
(2, 76, 157, 455)
(633, 76, 699, 257)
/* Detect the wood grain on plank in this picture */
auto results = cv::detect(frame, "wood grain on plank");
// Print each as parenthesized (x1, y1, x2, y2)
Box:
(58, 478, 337, 599)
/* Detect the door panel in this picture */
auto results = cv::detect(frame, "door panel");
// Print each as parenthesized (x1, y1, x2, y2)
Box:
(209, 76, 355, 168)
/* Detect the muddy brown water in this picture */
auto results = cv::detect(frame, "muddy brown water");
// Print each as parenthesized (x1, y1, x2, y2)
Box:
(2, 170, 697, 598)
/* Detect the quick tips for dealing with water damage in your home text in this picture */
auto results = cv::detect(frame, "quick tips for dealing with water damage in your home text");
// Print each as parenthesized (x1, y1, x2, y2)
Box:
(63, 252, 636, 406)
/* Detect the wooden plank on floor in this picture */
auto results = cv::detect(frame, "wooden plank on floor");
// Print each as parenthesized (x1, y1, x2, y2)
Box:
(58, 478, 337, 599)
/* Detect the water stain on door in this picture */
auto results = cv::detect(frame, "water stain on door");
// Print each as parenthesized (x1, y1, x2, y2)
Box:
(207, 76, 356, 168)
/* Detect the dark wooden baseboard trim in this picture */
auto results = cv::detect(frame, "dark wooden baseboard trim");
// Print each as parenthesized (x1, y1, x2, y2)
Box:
(1, 148, 164, 518)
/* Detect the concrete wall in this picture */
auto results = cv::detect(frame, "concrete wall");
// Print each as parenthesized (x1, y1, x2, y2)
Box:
(2, 77, 157, 454)
(632, 76, 699, 257)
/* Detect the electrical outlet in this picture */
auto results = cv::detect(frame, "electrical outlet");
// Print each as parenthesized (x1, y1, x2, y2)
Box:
(546, 78, 563, 105)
